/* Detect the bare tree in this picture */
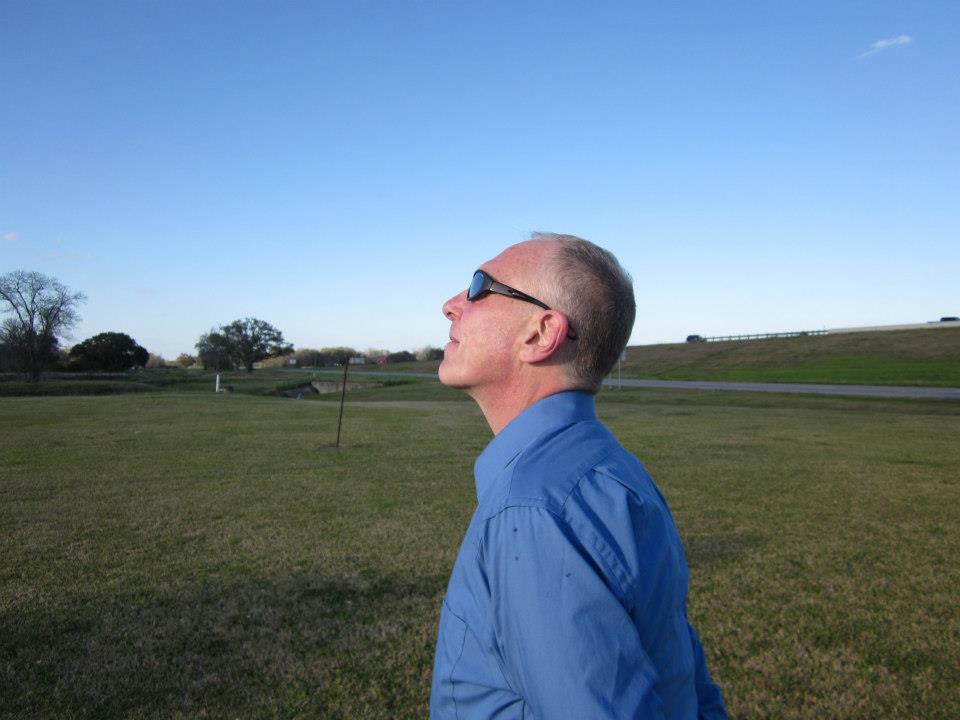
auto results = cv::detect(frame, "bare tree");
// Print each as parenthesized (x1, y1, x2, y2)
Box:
(0, 270, 86, 381)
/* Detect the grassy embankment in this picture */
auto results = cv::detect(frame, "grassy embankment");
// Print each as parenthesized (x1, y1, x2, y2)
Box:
(1, 325, 957, 397)
(2, 384, 959, 719)
(618, 326, 960, 386)
(295, 325, 960, 386)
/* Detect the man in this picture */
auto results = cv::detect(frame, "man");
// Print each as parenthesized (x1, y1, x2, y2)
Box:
(430, 233, 727, 719)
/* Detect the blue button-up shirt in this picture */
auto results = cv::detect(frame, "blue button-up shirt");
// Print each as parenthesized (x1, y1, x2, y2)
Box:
(430, 391, 727, 719)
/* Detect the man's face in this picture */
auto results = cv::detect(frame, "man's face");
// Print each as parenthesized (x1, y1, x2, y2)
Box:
(439, 241, 552, 394)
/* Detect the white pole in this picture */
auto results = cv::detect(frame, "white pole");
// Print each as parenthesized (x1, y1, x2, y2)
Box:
(215, 373, 220, 393)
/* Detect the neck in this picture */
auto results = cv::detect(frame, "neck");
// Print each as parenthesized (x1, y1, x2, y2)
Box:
(470, 373, 576, 434)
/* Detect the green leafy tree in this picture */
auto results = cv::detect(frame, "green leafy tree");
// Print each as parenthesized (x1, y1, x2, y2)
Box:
(195, 330, 233, 371)
(199, 318, 292, 373)
(69, 332, 149, 371)
(0, 270, 85, 381)
(293, 347, 359, 367)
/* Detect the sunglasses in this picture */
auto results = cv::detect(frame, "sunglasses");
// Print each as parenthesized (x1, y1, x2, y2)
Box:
(468, 269, 551, 310)
(467, 270, 577, 338)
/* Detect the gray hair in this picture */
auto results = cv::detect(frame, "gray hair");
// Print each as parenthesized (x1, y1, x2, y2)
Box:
(533, 232, 636, 393)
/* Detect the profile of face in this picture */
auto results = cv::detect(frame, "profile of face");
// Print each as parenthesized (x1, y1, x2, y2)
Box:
(439, 241, 553, 395)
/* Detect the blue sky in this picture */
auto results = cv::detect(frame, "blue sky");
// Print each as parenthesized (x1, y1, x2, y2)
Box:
(2, 1, 957, 358)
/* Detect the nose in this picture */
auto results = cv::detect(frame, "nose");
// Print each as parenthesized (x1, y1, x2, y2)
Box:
(443, 289, 467, 320)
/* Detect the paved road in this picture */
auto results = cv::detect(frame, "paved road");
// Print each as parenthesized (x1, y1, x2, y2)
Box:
(601, 378, 960, 400)
(317, 369, 960, 400)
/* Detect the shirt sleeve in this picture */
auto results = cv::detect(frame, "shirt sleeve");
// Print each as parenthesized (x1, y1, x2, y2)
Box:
(482, 505, 666, 720)
(687, 622, 727, 720)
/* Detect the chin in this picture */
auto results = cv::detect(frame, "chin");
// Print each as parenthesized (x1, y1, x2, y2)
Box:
(438, 359, 456, 387)
(438, 357, 468, 389)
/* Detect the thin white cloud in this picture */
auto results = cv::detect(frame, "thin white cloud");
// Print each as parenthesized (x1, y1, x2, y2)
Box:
(859, 34, 912, 59)
(2, 232, 17, 242)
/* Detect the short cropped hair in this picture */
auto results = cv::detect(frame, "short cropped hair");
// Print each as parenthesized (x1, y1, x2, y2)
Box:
(534, 232, 636, 394)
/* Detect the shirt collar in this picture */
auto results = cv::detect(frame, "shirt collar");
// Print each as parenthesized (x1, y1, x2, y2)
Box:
(474, 390, 596, 502)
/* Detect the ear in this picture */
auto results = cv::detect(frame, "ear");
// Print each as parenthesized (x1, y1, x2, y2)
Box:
(518, 311, 572, 364)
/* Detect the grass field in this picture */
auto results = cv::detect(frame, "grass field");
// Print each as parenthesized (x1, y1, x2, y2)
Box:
(618, 327, 960, 386)
(2, 384, 959, 719)
(0, 369, 439, 401)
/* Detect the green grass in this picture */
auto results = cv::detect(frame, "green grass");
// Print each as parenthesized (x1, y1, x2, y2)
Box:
(2, 388, 959, 718)
(4, 325, 959, 400)
(0, 369, 446, 400)
(620, 326, 960, 386)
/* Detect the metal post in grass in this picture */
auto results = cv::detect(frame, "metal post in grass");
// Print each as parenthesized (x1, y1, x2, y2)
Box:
(335, 360, 349, 447)
(215, 373, 220, 393)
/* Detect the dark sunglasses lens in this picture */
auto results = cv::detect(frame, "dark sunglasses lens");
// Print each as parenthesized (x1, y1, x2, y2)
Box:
(468, 271, 486, 300)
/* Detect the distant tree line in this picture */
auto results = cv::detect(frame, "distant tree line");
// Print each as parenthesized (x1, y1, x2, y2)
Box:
(273, 345, 442, 368)
(1, 269, 444, 380)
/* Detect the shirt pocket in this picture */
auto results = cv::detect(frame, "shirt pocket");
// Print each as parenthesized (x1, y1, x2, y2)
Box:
(431, 599, 469, 719)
